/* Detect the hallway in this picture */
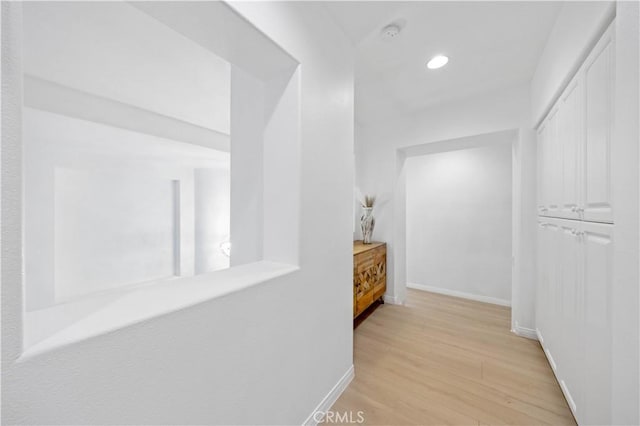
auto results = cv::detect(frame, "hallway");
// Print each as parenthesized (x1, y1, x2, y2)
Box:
(3, 2, 639, 424)
(331, 290, 576, 425)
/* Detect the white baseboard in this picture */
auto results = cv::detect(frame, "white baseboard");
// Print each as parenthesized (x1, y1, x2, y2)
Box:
(383, 294, 403, 305)
(407, 283, 511, 307)
(512, 325, 539, 340)
(539, 341, 577, 418)
(302, 365, 354, 426)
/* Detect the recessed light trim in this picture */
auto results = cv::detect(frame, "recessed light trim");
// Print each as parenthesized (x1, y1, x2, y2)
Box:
(427, 55, 449, 70)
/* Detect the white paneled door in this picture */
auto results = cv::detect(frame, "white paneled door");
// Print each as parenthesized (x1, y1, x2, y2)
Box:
(547, 108, 562, 217)
(536, 218, 613, 424)
(583, 28, 614, 224)
(559, 221, 583, 416)
(537, 24, 614, 225)
(582, 221, 613, 425)
(559, 76, 582, 220)
(536, 125, 547, 215)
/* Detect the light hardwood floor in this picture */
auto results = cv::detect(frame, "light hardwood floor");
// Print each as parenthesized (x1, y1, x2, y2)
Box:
(330, 289, 576, 425)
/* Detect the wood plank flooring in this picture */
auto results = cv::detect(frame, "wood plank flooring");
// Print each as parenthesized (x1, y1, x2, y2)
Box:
(330, 289, 576, 425)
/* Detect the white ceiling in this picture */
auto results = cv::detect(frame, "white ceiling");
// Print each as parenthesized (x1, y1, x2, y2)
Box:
(325, 1, 562, 124)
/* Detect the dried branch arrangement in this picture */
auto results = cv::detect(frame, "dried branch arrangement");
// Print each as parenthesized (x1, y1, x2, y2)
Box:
(361, 195, 376, 208)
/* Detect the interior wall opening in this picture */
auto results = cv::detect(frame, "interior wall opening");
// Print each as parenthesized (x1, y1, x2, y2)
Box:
(404, 142, 513, 306)
(20, 0, 301, 353)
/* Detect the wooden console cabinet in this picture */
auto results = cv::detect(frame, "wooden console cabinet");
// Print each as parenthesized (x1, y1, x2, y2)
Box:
(353, 241, 386, 318)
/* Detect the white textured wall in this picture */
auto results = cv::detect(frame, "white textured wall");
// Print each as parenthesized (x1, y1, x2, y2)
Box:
(406, 144, 512, 303)
(1, 1, 354, 424)
(530, 1, 615, 125)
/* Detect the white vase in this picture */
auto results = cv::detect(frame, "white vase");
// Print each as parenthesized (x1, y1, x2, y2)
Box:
(361, 207, 375, 244)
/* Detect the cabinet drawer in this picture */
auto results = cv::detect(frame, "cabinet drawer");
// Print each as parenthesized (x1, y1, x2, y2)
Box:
(373, 279, 386, 301)
(355, 252, 374, 272)
(356, 290, 373, 315)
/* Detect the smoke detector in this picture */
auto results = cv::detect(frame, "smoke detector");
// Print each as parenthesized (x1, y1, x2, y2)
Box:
(380, 24, 401, 41)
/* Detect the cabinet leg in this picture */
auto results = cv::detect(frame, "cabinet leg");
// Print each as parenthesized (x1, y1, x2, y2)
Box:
(380, 297, 384, 304)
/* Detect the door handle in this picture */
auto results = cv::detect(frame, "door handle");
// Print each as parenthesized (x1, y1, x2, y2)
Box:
(571, 230, 585, 240)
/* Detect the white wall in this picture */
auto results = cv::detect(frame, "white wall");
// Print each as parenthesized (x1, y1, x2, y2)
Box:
(230, 65, 265, 266)
(610, 2, 639, 423)
(406, 143, 512, 304)
(194, 167, 231, 274)
(24, 107, 231, 313)
(2, 2, 355, 425)
(355, 84, 537, 330)
(22, 1, 231, 134)
(531, 1, 615, 125)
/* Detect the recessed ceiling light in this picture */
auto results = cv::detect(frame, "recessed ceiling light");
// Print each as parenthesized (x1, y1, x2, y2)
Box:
(427, 55, 449, 70)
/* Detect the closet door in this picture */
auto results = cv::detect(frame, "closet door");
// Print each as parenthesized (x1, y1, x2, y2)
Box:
(546, 107, 562, 217)
(538, 219, 562, 368)
(559, 76, 583, 220)
(556, 220, 583, 418)
(536, 125, 548, 215)
(581, 221, 613, 425)
(536, 220, 552, 338)
(582, 27, 614, 223)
